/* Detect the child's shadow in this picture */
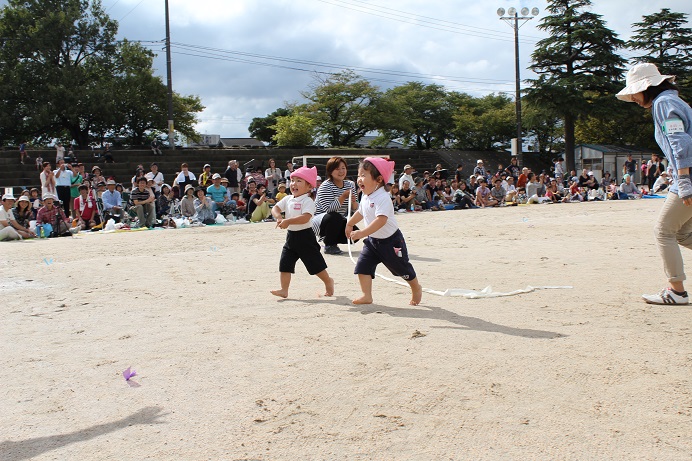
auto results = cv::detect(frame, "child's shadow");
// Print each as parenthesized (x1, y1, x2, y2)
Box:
(278, 295, 353, 306)
(348, 304, 564, 339)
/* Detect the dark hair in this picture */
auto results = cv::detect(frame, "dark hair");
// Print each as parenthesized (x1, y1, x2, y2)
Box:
(42, 161, 51, 168)
(161, 184, 170, 194)
(326, 156, 347, 181)
(642, 80, 678, 106)
(360, 160, 384, 184)
(231, 192, 239, 199)
(78, 184, 88, 191)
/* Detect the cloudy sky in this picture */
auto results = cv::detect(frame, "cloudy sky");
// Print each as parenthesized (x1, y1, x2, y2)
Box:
(7, 0, 692, 138)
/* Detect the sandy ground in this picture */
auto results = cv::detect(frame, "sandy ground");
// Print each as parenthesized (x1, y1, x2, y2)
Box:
(1, 198, 691, 461)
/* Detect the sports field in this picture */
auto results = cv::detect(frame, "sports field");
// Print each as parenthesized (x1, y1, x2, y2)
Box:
(1, 198, 690, 460)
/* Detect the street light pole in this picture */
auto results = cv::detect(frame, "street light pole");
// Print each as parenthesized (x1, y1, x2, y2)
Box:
(165, 0, 175, 150)
(498, 7, 539, 167)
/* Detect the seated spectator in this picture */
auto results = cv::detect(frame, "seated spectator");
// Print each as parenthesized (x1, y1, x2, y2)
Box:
(242, 178, 257, 202)
(180, 184, 196, 218)
(90, 166, 105, 186)
(577, 169, 592, 189)
(399, 180, 416, 211)
(516, 167, 529, 189)
(389, 183, 402, 209)
(102, 179, 125, 222)
(151, 139, 162, 156)
(424, 177, 439, 211)
(73, 184, 100, 230)
(174, 163, 196, 192)
(194, 187, 216, 224)
(475, 178, 497, 207)
(206, 173, 233, 216)
(652, 171, 671, 194)
(454, 181, 477, 209)
(130, 176, 156, 228)
(565, 180, 584, 202)
(29, 188, 41, 218)
(526, 173, 540, 198)
(601, 171, 613, 190)
(131, 167, 146, 190)
(1, 194, 36, 240)
(473, 159, 487, 179)
(231, 192, 245, 215)
(619, 174, 641, 199)
(199, 164, 213, 188)
(440, 184, 455, 205)
(11, 195, 32, 229)
(413, 177, 428, 209)
(545, 179, 564, 203)
(515, 187, 528, 204)
(504, 176, 518, 202)
(249, 183, 274, 222)
(274, 182, 288, 202)
(156, 184, 175, 218)
(36, 194, 73, 237)
(489, 178, 506, 206)
(468, 175, 478, 192)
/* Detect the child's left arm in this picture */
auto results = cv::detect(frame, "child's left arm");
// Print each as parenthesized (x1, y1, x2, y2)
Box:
(349, 215, 387, 241)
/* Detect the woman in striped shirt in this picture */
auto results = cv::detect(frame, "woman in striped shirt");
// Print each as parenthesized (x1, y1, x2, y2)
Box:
(312, 156, 358, 255)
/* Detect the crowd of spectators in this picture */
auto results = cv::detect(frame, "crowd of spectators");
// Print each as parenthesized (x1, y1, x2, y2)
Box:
(0, 150, 668, 241)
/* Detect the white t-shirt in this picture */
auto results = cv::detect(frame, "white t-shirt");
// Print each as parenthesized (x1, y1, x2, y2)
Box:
(146, 171, 164, 192)
(53, 168, 73, 187)
(358, 186, 398, 239)
(275, 193, 316, 231)
(56, 145, 65, 160)
(399, 173, 414, 189)
(284, 168, 294, 180)
(0, 206, 15, 230)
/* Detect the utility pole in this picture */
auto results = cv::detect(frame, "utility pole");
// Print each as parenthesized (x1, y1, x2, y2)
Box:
(165, 0, 175, 150)
(497, 7, 539, 166)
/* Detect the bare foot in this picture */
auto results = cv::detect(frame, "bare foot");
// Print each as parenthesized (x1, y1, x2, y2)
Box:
(324, 277, 335, 297)
(410, 283, 423, 306)
(270, 289, 288, 298)
(352, 295, 373, 305)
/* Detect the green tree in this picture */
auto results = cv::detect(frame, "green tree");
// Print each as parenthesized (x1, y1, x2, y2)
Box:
(628, 9, 692, 100)
(0, 0, 119, 146)
(523, 104, 565, 163)
(380, 82, 454, 149)
(113, 40, 203, 145)
(525, 0, 626, 172)
(248, 108, 292, 145)
(271, 114, 315, 147)
(451, 93, 515, 151)
(302, 71, 383, 147)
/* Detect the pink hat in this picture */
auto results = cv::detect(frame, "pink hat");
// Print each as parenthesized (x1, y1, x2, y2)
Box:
(364, 157, 394, 182)
(290, 166, 318, 187)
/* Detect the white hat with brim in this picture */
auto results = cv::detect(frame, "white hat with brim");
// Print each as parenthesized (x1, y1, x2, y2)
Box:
(616, 63, 675, 102)
(43, 193, 57, 201)
(2, 193, 16, 201)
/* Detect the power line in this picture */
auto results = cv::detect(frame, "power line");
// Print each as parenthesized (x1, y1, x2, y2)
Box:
(120, 0, 148, 21)
(315, 0, 540, 46)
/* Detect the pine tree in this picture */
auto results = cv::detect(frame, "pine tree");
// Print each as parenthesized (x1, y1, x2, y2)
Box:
(628, 9, 692, 100)
(525, 0, 626, 171)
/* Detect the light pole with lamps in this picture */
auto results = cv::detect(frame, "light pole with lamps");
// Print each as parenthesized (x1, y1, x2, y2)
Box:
(497, 6, 539, 166)
(165, 0, 175, 150)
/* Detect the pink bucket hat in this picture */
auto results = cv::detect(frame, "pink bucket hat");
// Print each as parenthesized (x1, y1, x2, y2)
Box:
(364, 157, 395, 182)
(290, 166, 318, 187)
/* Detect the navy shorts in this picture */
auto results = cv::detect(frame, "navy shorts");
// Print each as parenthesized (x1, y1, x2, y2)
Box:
(279, 228, 327, 275)
(354, 229, 417, 281)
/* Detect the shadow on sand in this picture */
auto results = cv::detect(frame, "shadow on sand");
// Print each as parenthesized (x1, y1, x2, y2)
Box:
(0, 406, 166, 461)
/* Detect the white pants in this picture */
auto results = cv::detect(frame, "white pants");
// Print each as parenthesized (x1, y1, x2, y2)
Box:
(0, 226, 21, 241)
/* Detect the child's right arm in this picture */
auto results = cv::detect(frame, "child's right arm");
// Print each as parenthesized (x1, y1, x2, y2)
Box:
(345, 211, 363, 237)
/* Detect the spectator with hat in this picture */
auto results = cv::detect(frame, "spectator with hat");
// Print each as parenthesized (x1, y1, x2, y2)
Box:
(193, 187, 215, 225)
(102, 179, 124, 222)
(13, 195, 34, 230)
(90, 165, 105, 186)
(398, 164, 415, 189)
(207, 173, 232, 215)
(274, 181, 288, 202)
(130, 176, 156, 228)
(1, 194, 34, 240)
(199, 164, 213, 188)
(180, 184, 196, 218)
(473, 159, 487, 179)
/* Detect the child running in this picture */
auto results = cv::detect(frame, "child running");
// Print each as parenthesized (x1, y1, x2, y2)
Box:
(270, 166, 334, 298)
(346, 157, 423, 306)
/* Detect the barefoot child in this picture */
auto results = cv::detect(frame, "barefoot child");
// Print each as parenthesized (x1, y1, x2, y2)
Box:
(271, 166, 334, 298)
(346, 158, 423, 306)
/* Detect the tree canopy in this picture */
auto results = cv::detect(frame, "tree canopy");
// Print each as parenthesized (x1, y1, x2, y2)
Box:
(0, 0, 202, 147)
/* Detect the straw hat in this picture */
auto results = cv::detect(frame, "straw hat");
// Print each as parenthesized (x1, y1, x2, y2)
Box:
(616, 63, 675, 102)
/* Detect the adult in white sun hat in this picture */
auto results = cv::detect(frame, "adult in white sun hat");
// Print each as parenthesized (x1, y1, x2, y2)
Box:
(617, 63, 692, 305)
